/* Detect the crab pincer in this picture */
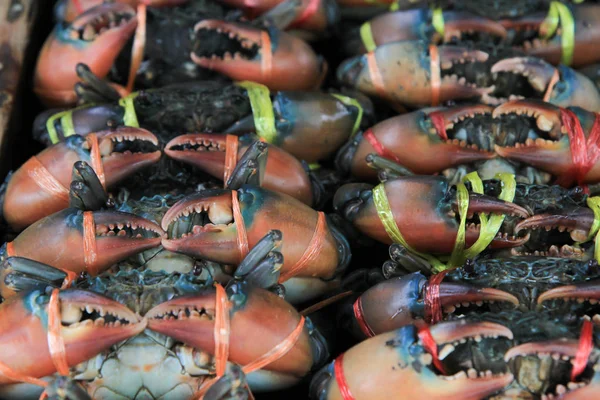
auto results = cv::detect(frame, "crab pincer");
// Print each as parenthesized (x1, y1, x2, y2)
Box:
(310, 320, 514, 399)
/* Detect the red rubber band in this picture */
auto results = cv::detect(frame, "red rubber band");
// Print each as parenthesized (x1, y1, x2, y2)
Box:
(556, 109, 600, 192)
(232, 190, 249, 260)
(279, 212, 326, 282)
(223, 135, 239, 187)
(290, 0, 320, 27)
(71, 0, 84, 14)
(352, 296, 375, 337)
(571, 319, 593, 381)
(418, 324, 446, 375)
(83, 211, 100, 276)
(363, 129, 403, 165)
(366, 52, 386, 98)
(47, 289, 70, 376)
(86, 134, 106, 189)
(5, 242, 14, 257)
(424, 270, 448, 325)
(429, 45, 441, 107)
(427, 111, 449, 141)
(334, 354, 354, 400)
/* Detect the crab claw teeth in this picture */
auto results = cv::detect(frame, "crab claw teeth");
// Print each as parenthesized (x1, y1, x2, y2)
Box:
(442, 13, 508, 42)
(438, 45, 489, 68)
(504, 339, 579, 362)
(439, 283, 520, 309)
(537, 281, 600, 305)
(491, 57, 557, 93)
(493, 99, 562, 136)
(429, 320, 514, 346)
(515, 208, 594, 243)
(457, 193, 531, 219)
(192, 20, 325, 91)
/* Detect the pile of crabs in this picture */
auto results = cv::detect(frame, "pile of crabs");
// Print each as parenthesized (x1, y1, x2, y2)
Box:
(7, 0, 600, 398)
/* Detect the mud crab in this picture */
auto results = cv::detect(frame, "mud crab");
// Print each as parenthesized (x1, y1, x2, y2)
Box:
(0, 232, 328, 399)
(35, 2, 327, 106)
(34, 81, 370, 164)
(337, 39, 600, 109)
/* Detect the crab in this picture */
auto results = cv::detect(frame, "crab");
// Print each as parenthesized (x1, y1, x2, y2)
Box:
(35, 2, 327, 107)
(34, 81, 370, 164)
(0, 231, 328, 399)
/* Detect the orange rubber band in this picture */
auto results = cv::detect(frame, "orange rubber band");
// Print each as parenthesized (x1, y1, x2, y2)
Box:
(231, 190, 250, 260)
(242, 316, 305, 374)
(223, 135, 239, 187)
(0, 361, 48, 387)
(333, 354, 354, 400)
(352, 296, 375, 338)
(279, 212, 326, 282)
(25, 157, 70, 202)
(261, 31, 272, 79)
(83, 211, 99, 276)
(47, 289, 70, 376)
(366, 52, 386, 99)
(86, 134, 106, 189)
(427, 111, 449, 140)
(429, 45, 441, 107)
(126, 4, 147, 94)
(214, 283, 231, 378)
(543, 69, 560, 102)
(291, 0, 320, 27)
(5, 241, 14, 257)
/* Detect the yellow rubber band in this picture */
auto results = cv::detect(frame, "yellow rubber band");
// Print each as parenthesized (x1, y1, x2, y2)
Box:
(373, 172, 516, 272)
(541, 2, 575, 66)
(389, 2, 399, 11)
(584, 196, 600, 262)
(308, 162, 321, 170)
(360, 22, 377, 53)
(331, 94, 364, 137)
(432, 7, 445, 37)
(236, 81, 277, 144)
(118, 92, 140, 127)
(46, 110, 74, 144)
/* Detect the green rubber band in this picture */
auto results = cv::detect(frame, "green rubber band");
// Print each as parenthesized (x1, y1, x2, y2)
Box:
(331, 94, 364, 137)
(374, 172, 515, 272)
(432, 7, 445, 37)
(308, 162, 321, 170)
(360, 22, 377, 53)
(46, 110, 75, 144)
(237, 81, 277, 144)
(372, 183, 447, 272)
(585, 197, 600, 262)
(389, 2, 399, 11)
(118, 92, 140, 128)
(541, 2, 575, 66)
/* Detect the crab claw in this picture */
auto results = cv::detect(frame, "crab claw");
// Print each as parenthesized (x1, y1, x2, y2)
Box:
(2, 208, 164, 276)
(504, 338, 598, 398)
(515, 206, 594, 247)
(0, 289, 145, 385)
(165, 134, 313, 205)
(491, 58, 600, 111)
(493, 100, 600, 184)
(192, 20, 327, 91)
(348, 272, 519, 338)
(161, 186, 347, 282)
(537, 281, 600, 312)
(337, 41, 492, 108)
(56, 0, 186, 22)
(34, 3, 137, 107)
(346, 9, 507, 55)
(333, 176, 530, 253)
(337, 105, 495, 180)
(2, 128, 160, 230)
(147, 282, 315, 388)
(311, 320, 513, 400)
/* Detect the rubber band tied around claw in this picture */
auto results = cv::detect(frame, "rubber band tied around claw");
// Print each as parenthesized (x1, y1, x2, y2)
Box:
(572, 319, 593, 381)
(541, 1, 575, 65)
(584, 196, 600, 262)
(418, 324, 446, 374)
(46, 103, 96, 144)
(373, 172, 516, 272)
(334, 354, 355, 400)
(360, 22, 377, 53)
(118, 92, 141, 128)
(330, 94, 364, 137)
(431, 7, 445, 37)
(236, 81, 277, 144)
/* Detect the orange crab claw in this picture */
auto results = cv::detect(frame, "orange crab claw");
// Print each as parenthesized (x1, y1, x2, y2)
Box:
(57, 0, 187, 22)
(338, 105, 495, 180)
(2, 127, 160, 230)
(146, 283, 314, 383)
(2, 209, 164, 276)
(192, 20, 327, 91)
(165, 134, 313, 205)
(35, 3, 137, 107)
(0, 289, 146, 385)
(333, 176, 530, 253)
(311, 321, 514, 399)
